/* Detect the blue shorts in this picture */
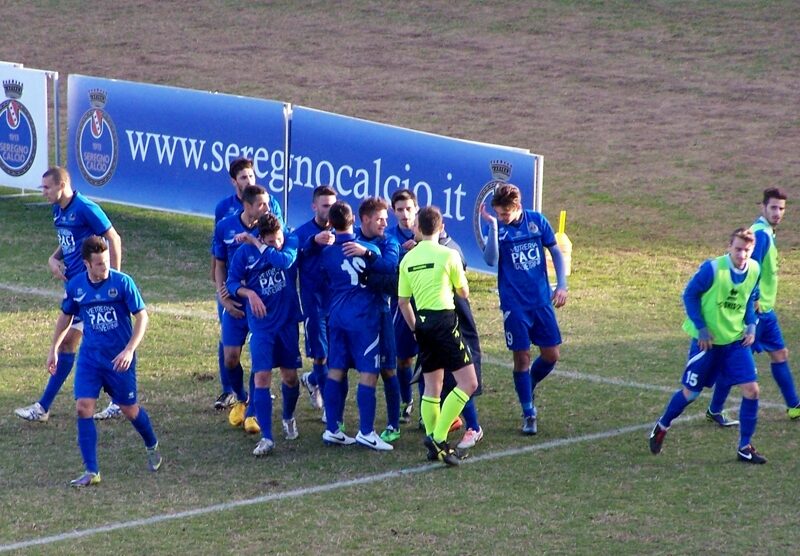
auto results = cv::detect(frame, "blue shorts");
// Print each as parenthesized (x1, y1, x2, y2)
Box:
(328, 325, 381, 373)
(379, 311, 397, 370)
(251, 324, 302, 372)
(503, 304, 562, 351)
(681, 339, 757, 392)
(753, 310, 785, 353)
(221, 300, 249, 348)
(74, 356, 138, 405)
(392, 302, 418, 360)
(303, 313, 329, 359)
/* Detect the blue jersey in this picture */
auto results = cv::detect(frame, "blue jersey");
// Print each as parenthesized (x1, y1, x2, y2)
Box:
(62, 269, 145, 367)
(320, 233, 382, 331)
(226, 232, 302, 334)
(355, 227, 400, 312)
(489, 209, 556, 310)
(386, 224, 415, 263)
(683, 255, 758, 333)
(214, 192, 283, 224)
(52, 192, 113, 280)
(212, 212, 260, 270)
(295, 217, 330, 317)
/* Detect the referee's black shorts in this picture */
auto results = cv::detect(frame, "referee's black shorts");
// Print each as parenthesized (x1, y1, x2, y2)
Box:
(416, 309, 473, 374)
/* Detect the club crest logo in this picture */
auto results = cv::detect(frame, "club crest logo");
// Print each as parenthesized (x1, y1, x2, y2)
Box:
(472, 160, 512, 250)
(108, 288, 119, 298)
(0, 80, 37, 177)
(75, 89, 118, 187)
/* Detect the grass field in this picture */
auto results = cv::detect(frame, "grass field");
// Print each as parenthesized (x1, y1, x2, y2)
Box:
(2, 1, 800, 554)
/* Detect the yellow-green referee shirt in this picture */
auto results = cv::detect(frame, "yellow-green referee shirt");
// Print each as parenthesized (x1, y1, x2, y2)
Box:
(398, 239, 468, 311)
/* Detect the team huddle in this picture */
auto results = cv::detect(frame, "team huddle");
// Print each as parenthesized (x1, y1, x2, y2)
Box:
(13, 159, 794, 486)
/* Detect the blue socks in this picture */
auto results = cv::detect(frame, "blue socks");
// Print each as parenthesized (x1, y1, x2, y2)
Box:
(323, 378, 344, 433)
(77, 417, 98, 473)
(397, 365, 413, 405)
(357, 383, 377, 436)
(739, 397, 759, 448)
(771, 361, 800, 408)
(218, 342, 232, 394)
(39, 352, 75, 411)
(281, 382, 300, 420)
(513, 370, 535, 417)
(461, 398, 480, 431)
(383, 373, 401, 429)
(228, 363, 246, 402)
(530, 356, 556, 387)
(245, 373, 256, 418)
(659, 389, 692, 428)
(708, 382, 732, 415)
(253, 387, 273, 441)
(312, 362, 327, 394)
(130, 407, 158, 448)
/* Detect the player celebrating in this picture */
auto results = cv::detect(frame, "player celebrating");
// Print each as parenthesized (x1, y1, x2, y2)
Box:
(481, 184, 568, 435)
(49, 236, 161, 486)
(15, 167, 122, 423)
(650, 228, 765, 464)
(319, 201, 393, 451)
(706, 188, 800, 425)
(226, 214, 302, 456)
(398, 206, 478, 466)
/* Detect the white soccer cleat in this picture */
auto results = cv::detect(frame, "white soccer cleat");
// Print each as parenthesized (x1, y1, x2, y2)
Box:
(14, 402, 49, 422)
(457, 427, 484, 450)
(322, 429, 356, 446)
(355, 430, 394, 451)
(282, 417, 299, 440)
(94, 401, 122, 420)
(300, 372, 323, 409)
(253, 438, 275, 457)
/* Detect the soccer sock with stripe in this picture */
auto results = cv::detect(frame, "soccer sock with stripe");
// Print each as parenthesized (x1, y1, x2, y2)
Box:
(77, 416, 99, 474)
(660, 389, 692, 428)
(434, 387, 470, 443)
(397, 365, 413, 405)
(421, 395, 441, 436)
(771, 361, 800, 408)
(39, 352, 75, 412)
(738, 397, 759, 448)
(281, 382, 300, 420)
(130, 407, 158, 448)
(530, 356, 556, 388)
(323, 378, 343, 433)
(383, 373, 401, 429)
(513, 369, 535, 417)
(707, 382, 732, 415)
(357, 383, 377, 436)
(218, 342, 232, 394)
(253, 387, 273, 441)
(461, 398, 480, 431)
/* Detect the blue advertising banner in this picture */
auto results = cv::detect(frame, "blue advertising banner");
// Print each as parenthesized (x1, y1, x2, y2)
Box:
(67, 74, 286, 215)
(287, 106, 541, 273)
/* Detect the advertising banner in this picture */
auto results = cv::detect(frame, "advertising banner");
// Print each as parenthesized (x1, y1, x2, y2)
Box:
(0, 64, 50, 189)
(288, 106, 541, 273)
(67, 74, 286, 215)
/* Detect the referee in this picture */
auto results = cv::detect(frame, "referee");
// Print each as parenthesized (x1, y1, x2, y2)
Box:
(398, 206, 478, 466)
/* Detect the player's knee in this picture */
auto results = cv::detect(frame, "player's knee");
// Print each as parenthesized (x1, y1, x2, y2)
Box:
(281, 369, 298, 387)
(254, 371, 271, 388)
(541, 346, 560, 364)
(772, 348, 789, 362)
(75, 399, 94, 418)
(223, 353, 240, 369)
(742, 382, 759, 399)
(119, 404, 139, 420)
(683, 388, 700, 402)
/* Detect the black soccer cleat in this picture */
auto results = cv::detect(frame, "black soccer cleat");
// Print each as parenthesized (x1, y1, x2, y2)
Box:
(423, 435, 460, 467)
(649, 422, 668, 455)
(737, 444, 767, 464)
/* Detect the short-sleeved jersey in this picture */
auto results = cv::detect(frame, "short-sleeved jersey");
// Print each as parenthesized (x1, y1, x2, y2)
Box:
(214, 192, 283, 225)
(488, 209, 556, 310)
(320, 233, 382, 331)
(398, 240, 467, 311)
(61, 269, 145, 366)
(52, 192, 113, 280)
(295, 217, 330, 317)
(226, 232, 302, 333)
(212, 212, 260, 270)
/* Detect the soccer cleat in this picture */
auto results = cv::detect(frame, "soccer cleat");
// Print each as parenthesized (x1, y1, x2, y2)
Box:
(322, 429, 356, 446)
(448, 416, 463, 433)
(253, 438, 275, 457)
(379, 426, 401, 443)
(423, 435, 460, 466)
(14, 402, 49, 422)
(356, 430, 394, 451)
(705, 408, 739, 427)
(737, 444, 767, 464)
(522, 415, 538, 435)
(649, 422, 668, 454)
(93, 401, 122, 421)
(228, 401, 247, 427)
(282, 418, 299, 440)
(244, 416, 261, 434)
(214, 392, 236, 411)
(787, 404, 800, 420)
(399, 400, 414, 424)
(70, 471, 101, 487)
(300, 372, 323, 409)
(457, 427, 484, 450)
(146, 442, 163, 472)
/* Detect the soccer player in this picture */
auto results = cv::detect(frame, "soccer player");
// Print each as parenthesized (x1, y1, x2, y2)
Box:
(398, 206, 478, 466)
(481, 183, 568, 435)
(295, 185, 337, 416)
(649, 228, 765, 464)
(226, 214, 302, 456)
(706, 188, 800, 425)
(319, 201, 393, 451)
(344, 197, 402, 443)
(213, 184, 273, 434)
(48, 236, 161, 486)
(15, 167, 123, 423)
